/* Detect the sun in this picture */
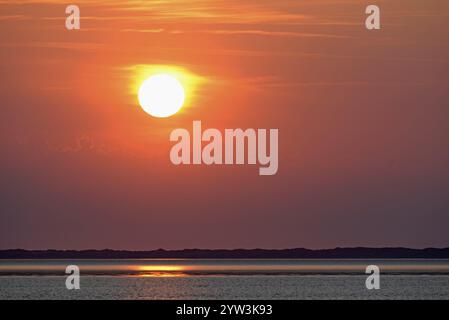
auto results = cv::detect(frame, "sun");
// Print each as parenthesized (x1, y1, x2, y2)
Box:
(129, 64, 205, 117)
(138, 74, 185, 118)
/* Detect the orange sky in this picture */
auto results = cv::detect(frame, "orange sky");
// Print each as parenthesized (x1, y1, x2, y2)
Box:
(1, 0, 449, 249)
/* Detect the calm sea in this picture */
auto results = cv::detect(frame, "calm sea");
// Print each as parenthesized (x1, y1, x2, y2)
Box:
(1, 259, 448, 299)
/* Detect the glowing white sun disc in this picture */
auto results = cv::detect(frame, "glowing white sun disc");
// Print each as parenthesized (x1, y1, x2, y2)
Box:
(138, 74, 185, 118)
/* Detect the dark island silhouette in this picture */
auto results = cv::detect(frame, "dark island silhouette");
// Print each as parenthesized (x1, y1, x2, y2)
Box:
(1, 247, 449, 259)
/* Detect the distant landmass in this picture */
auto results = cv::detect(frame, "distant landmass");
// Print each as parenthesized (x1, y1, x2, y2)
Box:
(1, 247, 449, 259)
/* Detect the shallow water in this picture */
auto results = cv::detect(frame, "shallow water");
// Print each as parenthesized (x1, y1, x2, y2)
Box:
(1, 259, 449, 275)
(1, 259, 448, 299)
(1, 275, 448, 300)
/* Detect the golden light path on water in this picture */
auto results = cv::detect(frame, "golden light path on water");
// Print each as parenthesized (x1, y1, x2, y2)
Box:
(1, 260, 449, 278)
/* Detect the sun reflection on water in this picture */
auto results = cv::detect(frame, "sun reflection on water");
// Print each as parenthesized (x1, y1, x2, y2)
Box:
(134, 265, 187, 277)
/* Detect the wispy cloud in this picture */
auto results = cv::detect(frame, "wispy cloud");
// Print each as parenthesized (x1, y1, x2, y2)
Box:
(0, 14, 28, 21)
(169, 29, 351, 39)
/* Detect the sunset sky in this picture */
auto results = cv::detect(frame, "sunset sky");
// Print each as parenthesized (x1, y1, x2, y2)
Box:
(1, 0, 448, 249)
